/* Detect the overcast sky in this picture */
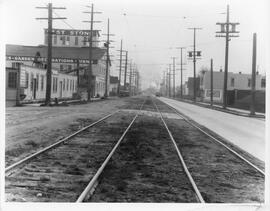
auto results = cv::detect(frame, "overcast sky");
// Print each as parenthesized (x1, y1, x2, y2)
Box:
(1, 0, 269, 89)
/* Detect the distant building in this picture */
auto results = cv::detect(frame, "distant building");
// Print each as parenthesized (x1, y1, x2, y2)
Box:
(109, 76, 118, 96)
(199, 70, 266, 103)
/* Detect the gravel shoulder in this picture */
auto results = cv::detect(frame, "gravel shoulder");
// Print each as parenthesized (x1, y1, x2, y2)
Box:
(5, 98, 128, 167)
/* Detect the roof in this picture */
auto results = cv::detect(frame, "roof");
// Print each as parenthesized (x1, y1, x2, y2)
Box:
(110, 76, 118, 83)
(6, 44, 106, 61)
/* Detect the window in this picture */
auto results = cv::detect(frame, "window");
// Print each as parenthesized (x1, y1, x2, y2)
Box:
(25, 72, 29, 88)
(83, 36, 88, 46)
(12, 62, 20, 68)
(55, 78, 58, 92)
(61, 36, 66, 45)
(67, 79, 69, 91)
(261, 78, 265, 88)
(52, 77, 58, 93)
(52, 78, 55, 92)
(230, 78, 234, 87)
(41, 75, 44, 91)
(68, 65, 72, 71)
(75, 36, 78, 45)
(30, 73, 34, 91)
(63, 79, 65, 91)
(248, 78, 251, 87)
(66, 36, 70, 45)
(60, 64, 64, 71)
(36, 74, 39, 90)
(70, 79, 72, 90)
(8, 72, 17, 88)
(54, 35, 57, 45)
(93, 60, 98, 64)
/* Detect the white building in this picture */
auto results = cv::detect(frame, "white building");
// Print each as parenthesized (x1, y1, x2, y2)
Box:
(6, 64, 77, 106)
(199, 70, 266, 103)
(6, 44, 109, 99)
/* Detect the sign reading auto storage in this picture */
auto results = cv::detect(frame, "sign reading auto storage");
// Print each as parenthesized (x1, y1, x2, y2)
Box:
(6, 55, 90, 64)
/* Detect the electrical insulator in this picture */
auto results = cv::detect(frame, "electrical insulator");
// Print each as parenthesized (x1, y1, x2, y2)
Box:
(188, 52, 193, 57)
(220, 23, 226, 33)
(197, 51, 201, 57)
(231, 23, 236, 32)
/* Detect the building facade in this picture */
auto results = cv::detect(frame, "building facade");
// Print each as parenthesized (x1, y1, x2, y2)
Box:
(6, 64, 77, 106)
(44, 29, 100, 48)
(199, 70, 266, 103)
(6, 43, 109, 99)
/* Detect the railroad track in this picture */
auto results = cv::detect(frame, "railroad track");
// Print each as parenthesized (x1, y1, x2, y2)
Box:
(5, 98, 146, 202)
(80, 96, 204, 202)
(5, 96, 264, 202)
(152, 97, 264, 202)
(151, 98, 205, 203)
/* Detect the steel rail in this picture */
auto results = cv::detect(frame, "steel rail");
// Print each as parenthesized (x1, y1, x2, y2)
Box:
(152, 98, 205, 203)
(5, 110, 120, 173)
(158, 99, 265, 176)
(76, 99, 146, 202)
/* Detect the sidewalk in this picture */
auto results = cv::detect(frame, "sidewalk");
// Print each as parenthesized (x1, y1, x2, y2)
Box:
(22, 97, 108, 107)
(170, 97, 265, 119)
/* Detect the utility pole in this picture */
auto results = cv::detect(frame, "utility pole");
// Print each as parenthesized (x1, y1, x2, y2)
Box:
(188, 27, 202, 102)
(163, 70, 166, 96)
(102, 18, 114, 98)
(250, 33, 257, 115)
(129, 60, 132, 95)
(216, 4, 239, 108)
(168, 64, 171, 97)
(166, 70, 169, 97)
(83, 3, 102, 101)
(136, 71, 140, 94)
(177, 47, 186, 98)
(124, 51, 128, 89)
(117, 39, 123, 94)
(172, 57, 176, 98)
(76, 59, 80, 93)
(36, 3, 66, 105)
(210, 58, 213, 106)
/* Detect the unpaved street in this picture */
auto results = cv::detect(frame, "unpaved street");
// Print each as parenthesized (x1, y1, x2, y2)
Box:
(5, 96, 265, 203)
(5, 98, 127, 166)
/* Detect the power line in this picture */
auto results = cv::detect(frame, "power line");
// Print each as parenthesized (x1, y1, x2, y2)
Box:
(52, 10, 75, 29)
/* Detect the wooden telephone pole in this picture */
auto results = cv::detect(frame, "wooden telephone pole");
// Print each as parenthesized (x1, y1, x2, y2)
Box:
(188, 27, 202, 102)
(250, 33, 257, 115)
(210, 59, 213, 106)
(216, 5, 239, 108)
(124, 51, 128, 89)
(102, 18, 115, 98)
(172, 57, 176, 98)
(36, 3, 66, 105)
(83, 3, 102, 101)
(177, 47, 186, 98)
(117, 40, 123, 94)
